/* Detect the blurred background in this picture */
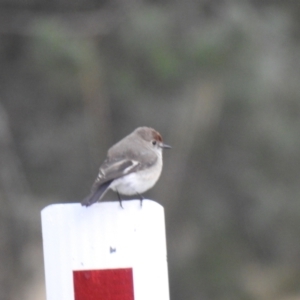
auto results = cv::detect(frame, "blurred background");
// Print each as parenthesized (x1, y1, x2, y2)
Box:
(1, 0, 300, 299)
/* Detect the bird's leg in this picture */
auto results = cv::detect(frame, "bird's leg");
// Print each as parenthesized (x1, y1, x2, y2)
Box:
(136, 192, 144, 207)
(117, 191, 124, 209)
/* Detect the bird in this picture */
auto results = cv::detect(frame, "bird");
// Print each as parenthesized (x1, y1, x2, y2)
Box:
(81, 126, 171, 207)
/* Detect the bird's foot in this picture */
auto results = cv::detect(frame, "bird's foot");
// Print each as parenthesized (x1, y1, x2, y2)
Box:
(117, 191, 124, 209)
(136, 192, 144, 207)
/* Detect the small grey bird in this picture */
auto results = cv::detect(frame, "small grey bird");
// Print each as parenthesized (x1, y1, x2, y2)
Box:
(82, 127, 171, 207)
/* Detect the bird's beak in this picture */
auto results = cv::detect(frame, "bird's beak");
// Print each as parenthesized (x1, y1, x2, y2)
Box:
(160, 143, 171, 149)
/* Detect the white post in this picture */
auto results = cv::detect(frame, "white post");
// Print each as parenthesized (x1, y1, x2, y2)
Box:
(41, 200, 170, 300)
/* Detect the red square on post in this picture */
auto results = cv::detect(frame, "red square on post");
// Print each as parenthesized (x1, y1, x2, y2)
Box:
(73, 268, 134, 300)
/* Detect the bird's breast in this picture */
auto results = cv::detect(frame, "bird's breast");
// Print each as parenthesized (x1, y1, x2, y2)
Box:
(110, 158, 163, 195)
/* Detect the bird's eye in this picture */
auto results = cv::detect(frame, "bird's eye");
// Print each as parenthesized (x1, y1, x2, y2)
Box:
(152, 140, 157, 146)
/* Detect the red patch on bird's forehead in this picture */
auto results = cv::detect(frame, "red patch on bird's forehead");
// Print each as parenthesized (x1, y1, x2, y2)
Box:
(152, 130, 163, 141)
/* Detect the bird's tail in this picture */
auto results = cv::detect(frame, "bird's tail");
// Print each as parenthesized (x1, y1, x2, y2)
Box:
(81, 180, 113, 207)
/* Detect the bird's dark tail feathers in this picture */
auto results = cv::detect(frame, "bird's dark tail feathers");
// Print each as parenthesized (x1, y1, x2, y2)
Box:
(81, 180, 113, 207)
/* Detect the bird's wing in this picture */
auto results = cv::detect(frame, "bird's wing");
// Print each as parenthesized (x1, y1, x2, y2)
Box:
(82, 158, 140, 206)
(91, 158, 140, 191)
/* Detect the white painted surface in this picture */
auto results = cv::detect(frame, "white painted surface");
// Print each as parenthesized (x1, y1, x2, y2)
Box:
(41, 200, 169, 300)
